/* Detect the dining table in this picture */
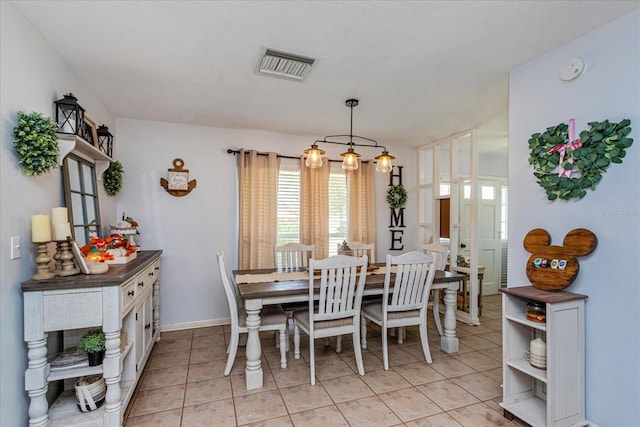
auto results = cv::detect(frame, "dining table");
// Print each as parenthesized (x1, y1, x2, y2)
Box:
(234, 265, 466, 390)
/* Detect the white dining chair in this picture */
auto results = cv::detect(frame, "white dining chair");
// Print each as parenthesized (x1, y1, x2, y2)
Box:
(274, 242, 315, 268)
(337, 241, 375, 264)
(422, 243, 448, 336)
(360, 251, 437, 370)
(216, 251, 288, 376)
(293, 254, 368, 385)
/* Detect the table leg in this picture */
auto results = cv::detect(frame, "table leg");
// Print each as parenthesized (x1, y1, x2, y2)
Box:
(441, 284, 460, 353)
(244, 298, 264, 390)
(25, 336, 49, 427)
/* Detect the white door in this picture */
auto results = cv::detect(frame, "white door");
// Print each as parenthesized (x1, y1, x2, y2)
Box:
(460, 178, 502, 295)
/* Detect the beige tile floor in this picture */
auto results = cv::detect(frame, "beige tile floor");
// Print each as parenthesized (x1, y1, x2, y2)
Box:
(124, 295, 529, 427)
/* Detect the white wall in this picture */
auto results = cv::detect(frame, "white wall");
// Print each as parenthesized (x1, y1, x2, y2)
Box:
(508, 10, 639, 426)
(0, 3, 116, 425)
(116, 118, 416, 329)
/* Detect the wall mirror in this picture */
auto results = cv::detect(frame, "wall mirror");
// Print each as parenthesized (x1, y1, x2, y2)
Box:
(62, 154, 102, 246)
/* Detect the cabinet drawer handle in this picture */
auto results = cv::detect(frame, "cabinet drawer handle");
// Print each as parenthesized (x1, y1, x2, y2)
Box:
(149, 271, 154, 277)
(145, 323, 151, 330)
(155, 266, 160, 271)
(128, 290, 135, 296)
(138, 281, 144, 287)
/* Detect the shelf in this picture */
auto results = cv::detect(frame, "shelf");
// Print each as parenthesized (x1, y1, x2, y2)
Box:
(56, 133, 113, 179)
(505, 313, 547, 331)
(501, 398, 547, 427)
(48, 364, 103, 382)
(506, 358, 547, 383)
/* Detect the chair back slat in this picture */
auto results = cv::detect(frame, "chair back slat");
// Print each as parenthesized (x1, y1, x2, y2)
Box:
(385, 252, 436, 313)
(310, 255, 368, 323)
(274, 242, 315, 268)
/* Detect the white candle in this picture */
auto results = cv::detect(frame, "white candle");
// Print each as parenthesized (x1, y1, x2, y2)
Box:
(32, 215, 52, 243)
(53, 222, 72, 241)
(52, 207, 68, 225)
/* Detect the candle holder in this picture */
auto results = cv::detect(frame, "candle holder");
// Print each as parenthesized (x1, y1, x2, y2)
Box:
(53, 244, 62, 276)
(32, 242, 55, 281)
(56, 240, 80, 276)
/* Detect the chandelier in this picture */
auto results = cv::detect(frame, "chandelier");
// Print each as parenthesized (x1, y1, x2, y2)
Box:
(303, 99, 394, 172)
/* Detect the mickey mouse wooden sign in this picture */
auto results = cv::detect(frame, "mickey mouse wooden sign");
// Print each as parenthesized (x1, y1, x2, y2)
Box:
(523, 228, 597, 291)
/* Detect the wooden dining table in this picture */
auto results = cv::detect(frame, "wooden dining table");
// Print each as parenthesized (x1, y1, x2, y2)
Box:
(234, 265, 466, 390)
(233, 264, 466, 390)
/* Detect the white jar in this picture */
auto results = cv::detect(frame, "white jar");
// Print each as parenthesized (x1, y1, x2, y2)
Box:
(529, 337, 547, 369)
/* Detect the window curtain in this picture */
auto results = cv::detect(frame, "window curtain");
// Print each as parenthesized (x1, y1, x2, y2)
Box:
(300, 157, 330, 259)
(348, 160, 376, 246)
(237, 149, 280, 269)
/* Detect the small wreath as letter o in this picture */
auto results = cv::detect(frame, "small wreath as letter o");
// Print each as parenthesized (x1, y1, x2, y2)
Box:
(386, 185, 407, 209)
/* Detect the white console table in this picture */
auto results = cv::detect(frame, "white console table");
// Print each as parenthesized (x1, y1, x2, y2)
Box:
(21, 250, 162, 427)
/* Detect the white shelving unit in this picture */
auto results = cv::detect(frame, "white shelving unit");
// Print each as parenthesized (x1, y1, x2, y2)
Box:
(22, 250, 162, 427)
(500, 286, 587, 427)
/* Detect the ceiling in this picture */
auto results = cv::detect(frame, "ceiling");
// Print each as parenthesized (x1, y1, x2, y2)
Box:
(14, 1, 640, 154)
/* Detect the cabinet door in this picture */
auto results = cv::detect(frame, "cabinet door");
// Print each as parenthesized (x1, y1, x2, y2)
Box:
(136, 292, 154, 370)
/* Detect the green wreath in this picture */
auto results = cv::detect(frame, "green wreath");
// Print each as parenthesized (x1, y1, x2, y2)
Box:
(528, 119, 633, 201)
(103, 161, 124, 197)
(386, 184, 408, 209)
(13, 111, 60, 176)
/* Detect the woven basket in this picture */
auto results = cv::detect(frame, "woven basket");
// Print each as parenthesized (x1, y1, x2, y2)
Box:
(75, 375, 106, 412)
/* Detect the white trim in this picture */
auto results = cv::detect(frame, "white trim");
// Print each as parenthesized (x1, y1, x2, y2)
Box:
(160, 317, 230, 332)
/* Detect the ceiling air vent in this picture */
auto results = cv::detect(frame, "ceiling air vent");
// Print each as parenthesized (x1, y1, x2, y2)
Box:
(257, 49, 315, 81)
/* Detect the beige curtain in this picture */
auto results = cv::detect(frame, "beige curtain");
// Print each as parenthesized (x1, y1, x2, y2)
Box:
(348, 160, 376, 245)
(237, 150, 280, 269)
(300, 157, 330, 259)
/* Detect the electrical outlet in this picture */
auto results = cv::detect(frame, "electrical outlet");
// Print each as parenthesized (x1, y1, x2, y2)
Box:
(11, 236, 21, 259)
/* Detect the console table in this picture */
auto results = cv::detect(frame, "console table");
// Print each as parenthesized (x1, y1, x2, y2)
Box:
(21, 250, 162, 427)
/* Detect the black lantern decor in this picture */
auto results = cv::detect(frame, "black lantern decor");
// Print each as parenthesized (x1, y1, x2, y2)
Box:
(97, 125, 113, 157)
(54, 93, 85, 135)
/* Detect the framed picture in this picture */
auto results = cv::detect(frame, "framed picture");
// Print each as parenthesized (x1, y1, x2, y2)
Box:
(82, 116, 99, 147)
(70, 239, 90, 274)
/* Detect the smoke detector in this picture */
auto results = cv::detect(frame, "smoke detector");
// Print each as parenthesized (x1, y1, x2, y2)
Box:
(257, 48, 315, 81)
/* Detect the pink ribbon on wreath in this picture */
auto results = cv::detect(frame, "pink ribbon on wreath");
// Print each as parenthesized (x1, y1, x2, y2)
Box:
(547, 118, 582, 177)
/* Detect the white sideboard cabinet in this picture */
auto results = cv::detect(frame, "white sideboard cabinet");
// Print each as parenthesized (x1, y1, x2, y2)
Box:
(22, 250, 162, 427)
(500, 286, 587, 427)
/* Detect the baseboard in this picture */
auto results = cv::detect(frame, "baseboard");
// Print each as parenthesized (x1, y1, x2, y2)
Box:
(160, 317, 230, 332)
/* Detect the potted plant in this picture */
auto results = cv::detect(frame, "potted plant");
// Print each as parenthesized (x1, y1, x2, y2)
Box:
(12, 111, 60, 176)
(78, 329, 106, 366)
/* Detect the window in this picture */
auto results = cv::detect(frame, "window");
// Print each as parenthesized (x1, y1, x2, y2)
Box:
(276, 161, 348, 255)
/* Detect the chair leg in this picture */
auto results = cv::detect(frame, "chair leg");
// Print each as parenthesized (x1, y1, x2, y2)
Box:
(352, 329, 365, 376)
(274, 330, 280, 349)
(224, 332, 239, 376)
(336, 335, 342, 353)
(433, 290, 443, 336)
(279, 327, 287, 369)
(309, 335, 316, 385)
(398, 326, 404, 344)
(360, 317, 368, 349)
(293, 323, 301, 360)
(419, 320, 432, 364)
(382, 325, 389, 371)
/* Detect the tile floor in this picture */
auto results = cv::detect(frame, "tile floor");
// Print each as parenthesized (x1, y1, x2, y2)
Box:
(124, 295, 528, 426)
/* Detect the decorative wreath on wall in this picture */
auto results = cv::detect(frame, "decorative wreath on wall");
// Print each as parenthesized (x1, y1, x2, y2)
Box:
(13, 111, 60, 176)
(103, 161, 124, 197)
(528, 118, 633, 201)
(386, 184, 408, 209)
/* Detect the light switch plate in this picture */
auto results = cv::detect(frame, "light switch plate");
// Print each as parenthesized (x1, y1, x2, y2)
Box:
(11, 236, 21, 259)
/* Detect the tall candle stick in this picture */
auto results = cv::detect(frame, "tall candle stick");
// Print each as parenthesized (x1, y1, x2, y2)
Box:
(52, 207, 68, 225)
(32, 215, 51, 243)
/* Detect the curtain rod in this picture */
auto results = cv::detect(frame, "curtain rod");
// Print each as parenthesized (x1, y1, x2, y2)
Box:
(226, 149, 373, 163)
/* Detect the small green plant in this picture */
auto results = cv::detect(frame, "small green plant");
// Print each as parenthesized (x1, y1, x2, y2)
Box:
(103, 160, 124, 197)
(78, 329, 106, 353)
(13, 111, 60, 176)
